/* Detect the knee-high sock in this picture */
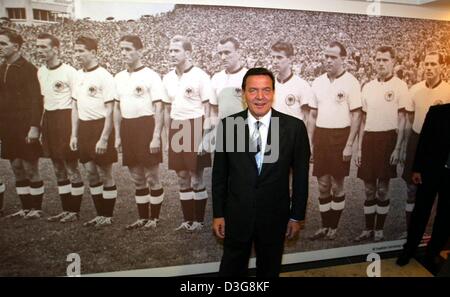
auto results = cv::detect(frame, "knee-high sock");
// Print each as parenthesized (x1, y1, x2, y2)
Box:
(89, 183, 104, 216)
(179, 188, 194, 222)
(150, 188, 164, 220)
(57, 180, 71, 212)
(193, 188, 207, 223)
(135, 188, 150, 220)
(70, 182, 84, 213)
(0, 183, 5, 210)
(16, 180, 30, 210)
(29, 181, 44, 210)
(318, 196, 332, 228)
(330, 195, 345, 229)
(375, 199, 390, 231)
(103, 185, 117, 218)
(363, 199, 376, 230)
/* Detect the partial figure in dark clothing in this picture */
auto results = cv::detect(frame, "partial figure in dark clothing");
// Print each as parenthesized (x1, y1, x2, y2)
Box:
(0, 30, 45, 219)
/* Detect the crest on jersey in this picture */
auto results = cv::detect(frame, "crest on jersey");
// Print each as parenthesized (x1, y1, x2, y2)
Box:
(53, 81, 66, 93)
(88, 85, 98, 97)
(184, 87, 194, 98)
(335, 90, 347, 103)
(134, 85, 145, 97)
(234, 88, 242, 98)
(433, 99, 444, 105)
(285, 94, 296, 106)
(384, 91, 395, 102)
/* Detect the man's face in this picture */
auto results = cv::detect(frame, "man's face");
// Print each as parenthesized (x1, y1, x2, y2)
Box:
(244, 75, 274, 118)
(36, 38, 56, 62)
(74, 44, 94, 67)
(0, 35, 17, 59)
(217, 41, 240, 71)
(423, 54, 441, 82)
(324, 46, 343, 76)
(119, 40, 141, 66)
(169, 41, 188, 67)
(375, 51, 395, 78)
(271, 50, 291, 76)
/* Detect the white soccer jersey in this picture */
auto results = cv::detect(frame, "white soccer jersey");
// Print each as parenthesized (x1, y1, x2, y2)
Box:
(310, 71, 362, 128)
(73, 65, 116, 121)
(211, 67, 247, 118)
(405, 80, 450, 133)
(37, 63, 77, 111)
(362, 76, 409, 131)
(273, 73, 313, 122)
(163, 66, 215, 121)
(115, 66, 166, 119)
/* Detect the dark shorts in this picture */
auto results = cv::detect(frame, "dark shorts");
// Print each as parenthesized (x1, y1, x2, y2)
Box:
(313, 127, 350, 178)
(357, 130, 397, 181)
(78, 118, 117, 166)
(42, 109, 78, 162)
(121, 116, 162, 167)
(168, 117, 211, 172)
(402, 131, 420, 183)
(0, 115, 42, 161)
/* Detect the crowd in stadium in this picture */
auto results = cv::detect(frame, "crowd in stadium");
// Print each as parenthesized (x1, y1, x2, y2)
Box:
(2, 4, 450, 86)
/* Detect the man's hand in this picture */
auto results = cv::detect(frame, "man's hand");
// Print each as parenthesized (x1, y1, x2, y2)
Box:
(26, 126, 40, 144)
(149, 137, 161, 154)
(286, 220, 302, 240)
(412, 172, 422, 185)
(390, 148, 400, 165)
(343, 145, 352, 162)
(95, 138, 108, 154)
(213, 217, 225, 239)
(70, 136, 78, 151)
(115, 137, 122, 153)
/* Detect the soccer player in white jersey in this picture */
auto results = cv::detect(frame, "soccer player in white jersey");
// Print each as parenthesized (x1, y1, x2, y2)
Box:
(163, 35, 215, 231)
(401, 51, 450, 238)
(210, 37, 247, 120)
(70, 36, 118, 227)
(354, 46, 408, 242)
(113, 35, 165, 230)
(35, 33, 84, 223)
(270, 41, 313, 123)
(308, 41, 362, 241)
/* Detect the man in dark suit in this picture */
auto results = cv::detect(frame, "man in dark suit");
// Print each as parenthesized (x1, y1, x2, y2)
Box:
(396, 103, 450, 273)
(212, 67, 310, 277)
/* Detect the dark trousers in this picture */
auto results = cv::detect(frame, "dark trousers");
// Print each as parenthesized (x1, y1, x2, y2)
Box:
(403, 168, 450, 258)
(219, 234, 285, 277)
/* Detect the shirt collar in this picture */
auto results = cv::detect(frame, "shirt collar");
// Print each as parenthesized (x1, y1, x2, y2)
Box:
(225, 65, 244, 75)
(327, 70, 346, 81)
(83, 64, 99, 72)
(277, 71, 294, 84)
(127, 65, 145, 73)
(377, 75, 394, 82)
(425, 79, 442, 89)
(175, 65, 194, 76)
(48, 62, 62, 70)
(5, 55, 26, 67)
(247, 109, 272, 129)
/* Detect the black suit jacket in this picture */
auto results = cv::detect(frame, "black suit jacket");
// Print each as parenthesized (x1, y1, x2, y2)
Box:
(413, 103, 450, 175)
(212, 109, 310, 243)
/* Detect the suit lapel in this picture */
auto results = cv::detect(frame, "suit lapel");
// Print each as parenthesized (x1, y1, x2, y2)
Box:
(241, 110, 259, 172)
(259, 109, 286, 178)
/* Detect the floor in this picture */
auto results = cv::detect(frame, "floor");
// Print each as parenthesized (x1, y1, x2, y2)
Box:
(280, 258, 433, 277)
